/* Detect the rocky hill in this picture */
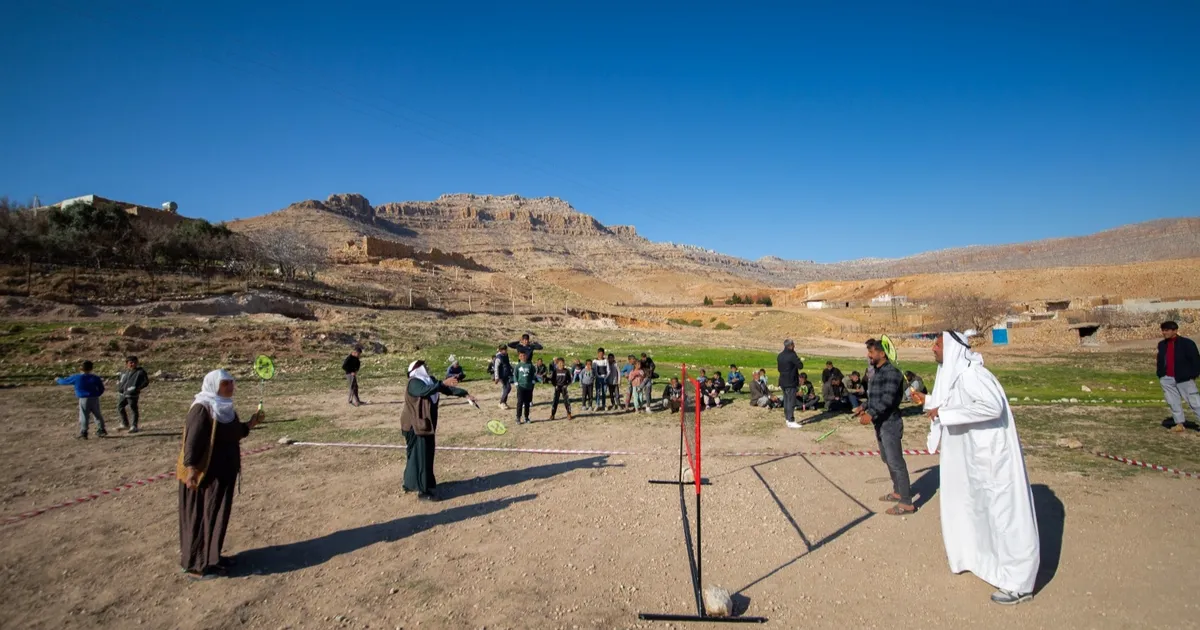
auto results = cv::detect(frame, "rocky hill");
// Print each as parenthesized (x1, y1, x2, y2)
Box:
(233, 193, 1200, 293)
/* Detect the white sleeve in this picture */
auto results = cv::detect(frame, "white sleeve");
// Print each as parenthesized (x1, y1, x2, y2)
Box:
(937, 369, 1006, 427)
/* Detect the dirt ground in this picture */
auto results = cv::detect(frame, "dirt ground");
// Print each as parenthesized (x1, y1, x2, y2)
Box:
(2, 377, 1199, 630)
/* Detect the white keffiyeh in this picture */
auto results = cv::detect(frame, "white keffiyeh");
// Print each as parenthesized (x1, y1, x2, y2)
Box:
(925, 331, 983, 451)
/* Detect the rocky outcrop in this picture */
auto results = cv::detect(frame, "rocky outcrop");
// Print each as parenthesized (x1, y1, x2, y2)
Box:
(289, 193, 375, 223)
(373, 194, 616, 237)
(326, 193, 374, 222)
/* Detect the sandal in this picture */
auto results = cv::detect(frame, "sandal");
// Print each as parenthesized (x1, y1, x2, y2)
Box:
(886, 504, 916, 516)
(879, 493, 901, 503)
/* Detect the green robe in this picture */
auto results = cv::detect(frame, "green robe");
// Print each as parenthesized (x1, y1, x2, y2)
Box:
(401, 377, 466, 495)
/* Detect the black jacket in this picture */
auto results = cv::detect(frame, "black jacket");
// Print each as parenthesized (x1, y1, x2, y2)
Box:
(342, 355, 361, 374)
(507, 340, 544, 362)
(117, 367, 149, 398)
(552, 367, 572, 389)
(776, 349, 803, 388)
(1158, 336, 1200, 383)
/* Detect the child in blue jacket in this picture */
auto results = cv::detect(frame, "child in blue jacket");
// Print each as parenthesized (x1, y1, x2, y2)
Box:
(56, 360, 107, 439)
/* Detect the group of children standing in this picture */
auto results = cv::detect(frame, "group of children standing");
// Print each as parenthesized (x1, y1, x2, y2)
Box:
(487, 336, 771, 425)
(491, 336, 673, 425)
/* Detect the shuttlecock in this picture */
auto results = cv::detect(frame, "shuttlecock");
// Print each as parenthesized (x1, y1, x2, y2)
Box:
(681, 463, 695, 484)
(703, 586, 733, 617)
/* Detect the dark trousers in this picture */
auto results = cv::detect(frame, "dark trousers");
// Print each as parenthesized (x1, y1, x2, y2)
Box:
(798, 394, 820, 411)
(581, 383, 594, 407)
(346, 373, 361, 405)
(516, 387, 533, 421)
(402, 429, 436, 495)
(594, 382, 607, 409)
(782, 386, 798, 423)
(826, 397, 851, 412)
(498, 378, 512, 405)
(117, 395, 140, 428)
(551, 387, 572, 417)
(874, 417, 912, 504)
(730, 381, 744, 392)
(608, 381, 620, 408)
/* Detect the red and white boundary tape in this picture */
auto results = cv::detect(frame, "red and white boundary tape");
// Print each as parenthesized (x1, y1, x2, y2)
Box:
(1095, 452, 1200, 479)
(0, 444, 277, 527)
(715, 449, 934, 458)
(290, 441, 637, 456)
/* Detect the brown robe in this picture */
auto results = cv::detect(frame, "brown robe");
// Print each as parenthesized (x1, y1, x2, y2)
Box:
(178, 404, 249, 573)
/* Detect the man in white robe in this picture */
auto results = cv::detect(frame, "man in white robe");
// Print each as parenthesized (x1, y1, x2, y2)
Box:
(915, 331, 1040, 606)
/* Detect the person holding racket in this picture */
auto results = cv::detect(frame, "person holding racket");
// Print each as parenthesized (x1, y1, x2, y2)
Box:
(177, 369, 265, 579)
(400, 360, 476, 502)
(854, 339, 913, 515)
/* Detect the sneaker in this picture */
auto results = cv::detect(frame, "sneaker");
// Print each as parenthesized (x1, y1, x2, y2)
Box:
(129, 427, 141, 434)
(1170, 423, 1186, 433)
(786, 421, 802, 429)
(97, 431, 109, 438)
(76, 433, 88, 440)
(416, 493, 441, 503)
(117, 424, 130, 431)
(525, 417, 532, 424)
(498, 402, 509, 410)
(990, 590, 1032, 606)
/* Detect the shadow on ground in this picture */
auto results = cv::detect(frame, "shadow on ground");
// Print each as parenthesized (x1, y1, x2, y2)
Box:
(1033, 484, 1065, 594)
(232, 494, 536, 576)
(435, 455, 621, 500)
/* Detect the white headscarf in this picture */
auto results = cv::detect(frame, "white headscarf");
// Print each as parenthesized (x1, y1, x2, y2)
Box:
(925, 331, 983, 410)
(193, 369, 237, 424)
(924, 331, 983, 451)
(409, 360, 439, 404)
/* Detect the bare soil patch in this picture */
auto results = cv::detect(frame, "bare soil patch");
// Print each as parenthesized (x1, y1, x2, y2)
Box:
(2, 377, 1198, 629)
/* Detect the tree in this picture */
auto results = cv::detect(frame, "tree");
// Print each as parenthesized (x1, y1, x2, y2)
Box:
(44, 202, 141, 267)
(702, 296, 713, 306)
(935, 291, 1009, 335)
(249, 227, 329, 281)
(755, 295, 773, 307)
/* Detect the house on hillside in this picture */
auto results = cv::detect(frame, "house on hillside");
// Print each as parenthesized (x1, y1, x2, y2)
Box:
(805, 300, 826, 309)
(46, 194, 190, 229)
(870, 293, 908, 307)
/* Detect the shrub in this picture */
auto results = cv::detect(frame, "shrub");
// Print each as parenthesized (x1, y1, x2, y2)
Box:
(714, 322, 732, 330)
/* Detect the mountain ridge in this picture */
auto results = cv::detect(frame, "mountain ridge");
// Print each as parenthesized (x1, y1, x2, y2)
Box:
(233, 192, 1200, 289)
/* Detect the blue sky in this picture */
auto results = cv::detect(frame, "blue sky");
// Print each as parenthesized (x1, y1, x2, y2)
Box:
(2, 1, 1197, 263)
